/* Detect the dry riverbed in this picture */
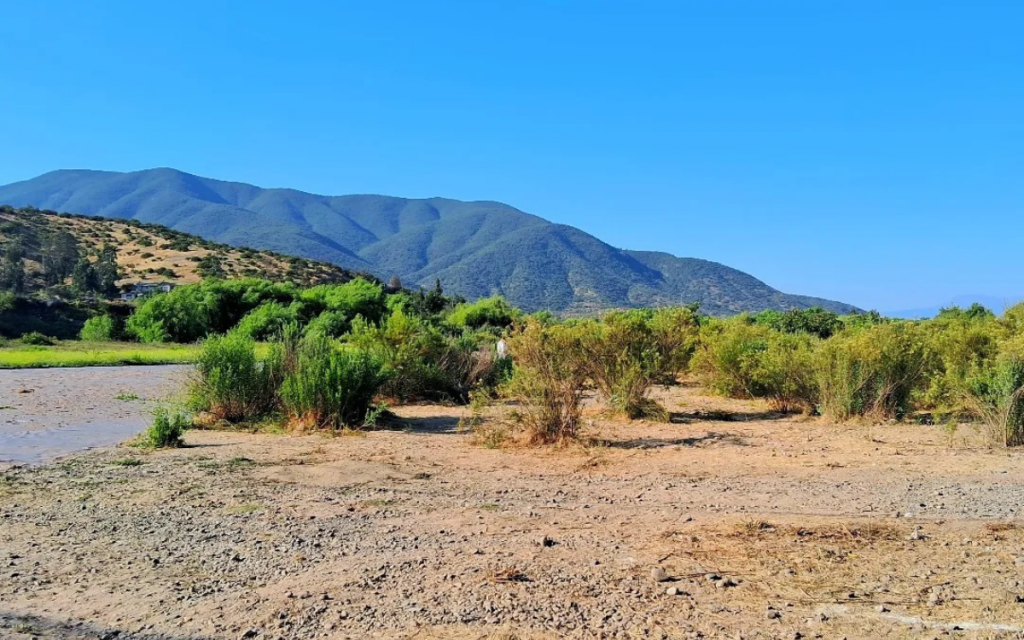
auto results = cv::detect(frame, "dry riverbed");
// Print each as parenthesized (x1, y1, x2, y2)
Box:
(1, 382, 1023, 639)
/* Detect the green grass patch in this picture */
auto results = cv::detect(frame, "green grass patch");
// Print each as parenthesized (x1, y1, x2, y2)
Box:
(111, 457, 144, 467)
(0, 341, 199, 369)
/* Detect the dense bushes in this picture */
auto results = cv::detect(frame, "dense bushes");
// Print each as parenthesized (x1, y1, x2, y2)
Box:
(280, 336, 390, 430)
(189, 332, 282, 422)
(189, 328, 390, 430)
(585, 309, 697, 419)
(93, 271, 1024, 447)
(80, 315, 116, 341)
(348, 308, 494, 403)
(447, 296, 520, 332)
(815, 323, 930, 421)
(127, 278, 384, 343)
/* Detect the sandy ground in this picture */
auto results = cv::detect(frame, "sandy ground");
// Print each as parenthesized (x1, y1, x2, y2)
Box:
(0, 366, 186, 465)
(1, 380, 1023, 639)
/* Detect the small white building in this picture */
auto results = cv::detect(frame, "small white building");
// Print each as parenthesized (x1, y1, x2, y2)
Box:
(120, 282, 175, 301)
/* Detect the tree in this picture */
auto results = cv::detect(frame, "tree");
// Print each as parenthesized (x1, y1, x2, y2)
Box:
(94, 245, 120, 296)
(42, 231, 79, 285)
(0, 242, 26, 293)
(71, 258, 99, 293)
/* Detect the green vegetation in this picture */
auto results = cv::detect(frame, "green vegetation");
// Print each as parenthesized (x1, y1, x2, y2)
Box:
(79, 315, 117, 341)
(0, 341, 197, 368)
(503, 320, 592, 444)
(280, 336, 390, 429)
(189, 332, 282, 422)
(143, 408, 190, 448)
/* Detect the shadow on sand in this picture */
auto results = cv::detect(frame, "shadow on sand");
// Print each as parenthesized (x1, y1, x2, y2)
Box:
(1, 611, 216, 640)
(594, 430, 748, 450)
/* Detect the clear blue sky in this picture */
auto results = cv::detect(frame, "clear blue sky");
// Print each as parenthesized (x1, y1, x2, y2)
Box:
(1, 1, 1021, 311)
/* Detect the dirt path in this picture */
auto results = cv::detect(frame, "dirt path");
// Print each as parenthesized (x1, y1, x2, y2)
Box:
(1, 383, 1023, 639)
(0, 365, 186, 465)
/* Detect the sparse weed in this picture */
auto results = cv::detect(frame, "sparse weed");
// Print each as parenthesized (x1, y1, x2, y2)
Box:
(142, 407, 190, 448)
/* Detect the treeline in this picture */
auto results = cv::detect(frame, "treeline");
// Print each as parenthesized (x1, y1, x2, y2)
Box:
(133, 277, 1024, 448)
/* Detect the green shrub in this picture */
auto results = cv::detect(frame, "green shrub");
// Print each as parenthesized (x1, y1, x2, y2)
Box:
(303, 311, 353, 338)
(189, 332, 282, 422)
(692, 318, 771, 398)
(746, 332, 819, 413)
(127, 287, 212, 343)
(755, 306, 843, 339)
(815, 322, 930, 421)
(586, 311, 671, 419)
(80, 315, 116, 341)
(20, 331, 54, 346)
(447, 296, 520, 332)
(965, 340, 1024, 446)
(279, 336, 390, 430)
(299, 279, 387, 324)
(145, 408, 190, 448)
(502, 321, 591, 444)
(349, 308, 495, 403)
(920, 311, 1000, 413)
(692, 319, 817, 413)
(234, 302, 301, 341)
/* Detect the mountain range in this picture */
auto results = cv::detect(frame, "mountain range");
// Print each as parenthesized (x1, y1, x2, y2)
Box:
(0, 168, 859, 315)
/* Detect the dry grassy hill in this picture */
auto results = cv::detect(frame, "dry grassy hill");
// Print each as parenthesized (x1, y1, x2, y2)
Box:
(0, 206, 364, 295)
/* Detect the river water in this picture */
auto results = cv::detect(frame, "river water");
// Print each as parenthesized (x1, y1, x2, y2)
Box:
(0, 365, 187, 465)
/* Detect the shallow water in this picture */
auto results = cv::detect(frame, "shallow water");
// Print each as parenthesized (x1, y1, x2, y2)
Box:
(0, 365, 186, 465)
(0, 417, 152, 465)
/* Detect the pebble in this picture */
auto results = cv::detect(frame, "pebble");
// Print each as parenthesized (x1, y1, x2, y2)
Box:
(651, 567, 669, 583)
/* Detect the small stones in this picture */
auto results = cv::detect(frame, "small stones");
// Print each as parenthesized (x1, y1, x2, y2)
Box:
(766, 610, 781, 620)
(651, 567, 669, 583)
(665, 586, 679, 596)
(875, 605, 890, 613)
(240, 630, 258, 639)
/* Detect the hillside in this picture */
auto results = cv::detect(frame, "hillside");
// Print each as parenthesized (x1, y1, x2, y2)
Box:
(0, 206, 363, 295)
(0, 169, 860, 315)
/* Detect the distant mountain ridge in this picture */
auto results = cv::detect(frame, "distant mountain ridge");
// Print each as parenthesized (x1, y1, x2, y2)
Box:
(0, 168, 860, 315)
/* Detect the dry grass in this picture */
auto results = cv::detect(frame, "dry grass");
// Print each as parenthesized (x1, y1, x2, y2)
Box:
(487, 566, 531, 584)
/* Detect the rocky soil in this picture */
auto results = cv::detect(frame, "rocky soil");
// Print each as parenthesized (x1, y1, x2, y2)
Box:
(1, 382, 1023, 639)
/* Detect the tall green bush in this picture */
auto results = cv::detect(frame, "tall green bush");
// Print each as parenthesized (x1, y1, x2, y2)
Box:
(586, 310, 681, 419)
(279, 336, 390, 430)
(189, 332, 282, 422)
(80, 315, 116, 341)
(815, 322, 930, 421)
(234, 301, 302, 341)
(349, 308, 496, 403)
(965, 338, 1024, 446)
(692, 318, 772, 398)
(447, 296, 520, 332)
